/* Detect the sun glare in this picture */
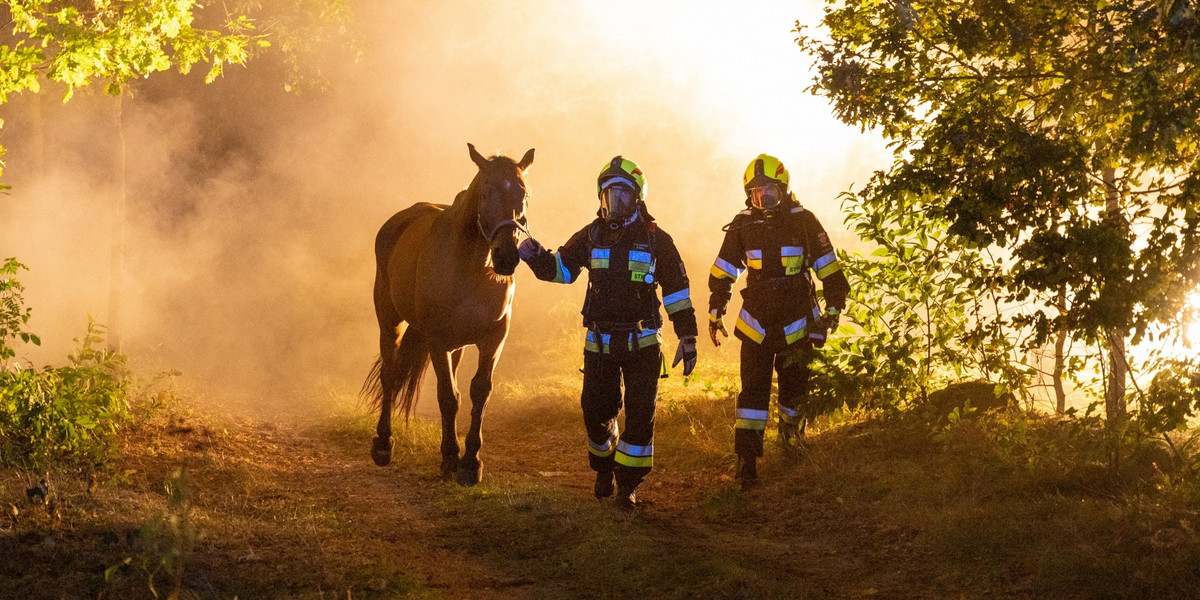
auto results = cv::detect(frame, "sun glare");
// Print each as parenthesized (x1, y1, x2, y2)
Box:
(1143, 290, 1200, 362)
(1186, 290, 1200, 348)
(579, 1, 866, 169)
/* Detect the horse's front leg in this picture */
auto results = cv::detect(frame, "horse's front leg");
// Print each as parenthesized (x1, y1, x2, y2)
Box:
(429, 350, 462, 477)
(459, 327, 506, 486)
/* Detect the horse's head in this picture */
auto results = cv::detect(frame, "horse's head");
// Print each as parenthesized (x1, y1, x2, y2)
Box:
(468, 143, 534, 276)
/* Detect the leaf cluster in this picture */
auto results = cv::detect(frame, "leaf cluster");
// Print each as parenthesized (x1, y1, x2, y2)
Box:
(809, 187, 1030, 415)
(0, 257, 40, 363)
(1, 0, 260, 103)
(0, 263, 139, 471)
(104, 466, 194, 598)
(0, 319, 133, 471)
(1138, 357, 1200, 435)
(798, 0, 1200, 346)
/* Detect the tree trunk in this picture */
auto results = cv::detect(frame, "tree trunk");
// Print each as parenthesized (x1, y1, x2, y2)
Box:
(1053, 289, 1067, 415)
(107, 95, 127, 353)
(1103, 165, 1126, 422)
(1105, 330, 1127, 420)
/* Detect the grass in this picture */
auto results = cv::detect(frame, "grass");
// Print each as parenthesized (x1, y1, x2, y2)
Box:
(4, 368, 1200, 598)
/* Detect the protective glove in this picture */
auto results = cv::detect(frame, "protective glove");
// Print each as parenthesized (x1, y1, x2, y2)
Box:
(518, 237, 544, 262)
(810, 307, 842, 349)
(820, 307, 842, 333)
(672, 335, 697, 376)
(708, 309, 729, 347)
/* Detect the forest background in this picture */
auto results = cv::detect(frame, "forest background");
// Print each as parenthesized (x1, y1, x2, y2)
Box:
(3, 0, 1200, 598)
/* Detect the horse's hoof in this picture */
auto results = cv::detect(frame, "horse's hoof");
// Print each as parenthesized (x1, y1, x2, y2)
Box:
(457, 466, 481, 487)
(440, 456, 459, 476)
(371, 436, 394, 467)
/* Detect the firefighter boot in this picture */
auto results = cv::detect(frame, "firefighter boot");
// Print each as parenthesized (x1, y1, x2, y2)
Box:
(615, 469, 641, 510)
(779, 419, 806, 449)
(736, 455, 758, 491)
(615, 487, 638, 510)
(594, 470, 615, 499)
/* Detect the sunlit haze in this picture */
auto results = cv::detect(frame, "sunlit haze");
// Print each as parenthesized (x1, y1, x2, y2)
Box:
(0, 1, 889, 415)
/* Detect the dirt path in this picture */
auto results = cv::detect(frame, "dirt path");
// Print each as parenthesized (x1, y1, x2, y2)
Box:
(3, 392, 983, 600)
(224, 399, 948, 599)
(7, 379, 1197, 599)
(282, 425, 556, 599)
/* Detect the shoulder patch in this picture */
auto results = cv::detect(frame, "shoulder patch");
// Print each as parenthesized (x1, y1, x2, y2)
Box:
(817, 231, 829, 247)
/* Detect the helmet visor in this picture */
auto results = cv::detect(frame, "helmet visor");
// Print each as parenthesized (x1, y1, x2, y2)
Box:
(600, 184, 637, 220)
(748, 184, 781, 210)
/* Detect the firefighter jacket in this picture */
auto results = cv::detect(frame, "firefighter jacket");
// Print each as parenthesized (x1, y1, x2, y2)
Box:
(525, 213, 699, 353)
(708, 200, 850, 352)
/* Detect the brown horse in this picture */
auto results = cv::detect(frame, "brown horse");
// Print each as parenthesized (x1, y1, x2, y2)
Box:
(363, 143, 534, 486)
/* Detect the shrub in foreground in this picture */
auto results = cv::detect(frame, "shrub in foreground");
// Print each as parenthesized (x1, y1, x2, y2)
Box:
(1, 258, 137, 470)
(0, 320, 134, 470)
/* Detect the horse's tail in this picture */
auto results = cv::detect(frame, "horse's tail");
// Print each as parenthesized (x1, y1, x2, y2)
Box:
(361, 325, 430, 419)
(392, 326, 430, 418)
(360, 356, 389, 411)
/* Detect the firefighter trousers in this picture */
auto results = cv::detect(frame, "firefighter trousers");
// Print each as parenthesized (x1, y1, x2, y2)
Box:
(734, 339, 813, 458)
(581, 343, 661, 494)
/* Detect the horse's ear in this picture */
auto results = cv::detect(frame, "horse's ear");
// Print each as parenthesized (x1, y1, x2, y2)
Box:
(517, 148, 535, 172)
(468, 143, 488, 169)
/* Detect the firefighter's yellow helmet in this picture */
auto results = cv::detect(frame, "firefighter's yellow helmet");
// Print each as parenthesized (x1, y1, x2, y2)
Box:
(743, 154, 790, 191)
(596, 156, 647, 201)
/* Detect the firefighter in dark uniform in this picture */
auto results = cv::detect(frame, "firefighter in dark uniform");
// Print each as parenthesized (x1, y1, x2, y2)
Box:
(708, 154, 850, 489)
(518, 156, 698, 509)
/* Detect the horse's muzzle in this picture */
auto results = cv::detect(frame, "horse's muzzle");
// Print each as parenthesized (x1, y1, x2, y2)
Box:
(491, 238, 520, 275)
(488, 222, 522, 276)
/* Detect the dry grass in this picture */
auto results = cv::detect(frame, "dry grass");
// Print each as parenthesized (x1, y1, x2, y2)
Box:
(3, 371, 1200, 599)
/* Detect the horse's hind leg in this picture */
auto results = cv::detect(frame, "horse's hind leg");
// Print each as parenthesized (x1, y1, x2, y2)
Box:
(430, 349, 462, 477)
(372, 322, 401, 466)
(459, 328, 506, 486)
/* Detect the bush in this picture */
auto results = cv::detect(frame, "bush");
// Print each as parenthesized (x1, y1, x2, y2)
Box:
(808, 191, 1030, 417)
(0, 257, 40, 362)
(0, 321, 134, 470)
(0, 259, 136, 470)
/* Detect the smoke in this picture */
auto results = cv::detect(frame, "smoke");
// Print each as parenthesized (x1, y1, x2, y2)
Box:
(0, 0, 889, 417)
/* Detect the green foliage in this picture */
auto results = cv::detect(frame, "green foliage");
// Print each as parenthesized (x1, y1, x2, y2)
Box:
(809, 188, 1029, 414)
(701, 485, 752, 521)
(0, 258, 139, 470)
(797, 0, 1200, 397)
(0, 319, 133, 470)
(103, 467, 195, 599)
(141, 467, 193, 598)
(2, 0, 260, 103)
(0, 258, 40, 363)
(0, 0, 358, 182)
(0, 0, 257, 182)
(1137, 357, 1200, 435)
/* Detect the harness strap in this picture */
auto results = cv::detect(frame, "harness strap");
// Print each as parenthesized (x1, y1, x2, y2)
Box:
(587, 319, 658, 333)
(746, 275, 805, 292)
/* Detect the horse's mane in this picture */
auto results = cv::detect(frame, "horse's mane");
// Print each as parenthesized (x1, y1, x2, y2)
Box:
(446, 153, 521, 235)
